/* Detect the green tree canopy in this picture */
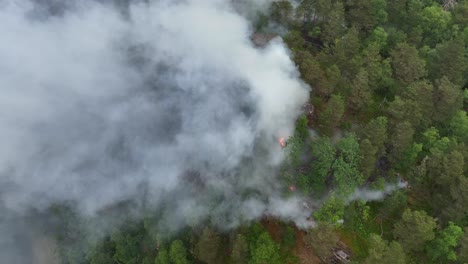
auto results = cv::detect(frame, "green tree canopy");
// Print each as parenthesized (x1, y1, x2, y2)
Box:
(426, 222, 463, 263)
(194, 227, 220, 264)
(231, 234, 249, 264)
(304, 222, 339, 261)
(390, 43, 427, 85)
(364, 234, 406, 264)
(249, 232, 281, 264)
(169, 240, 190, 264)
(393, 209, 436, 252)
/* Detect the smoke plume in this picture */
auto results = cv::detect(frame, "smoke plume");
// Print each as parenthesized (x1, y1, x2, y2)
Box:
(347, 180, 408, 203)
(0, 0, 309, 261)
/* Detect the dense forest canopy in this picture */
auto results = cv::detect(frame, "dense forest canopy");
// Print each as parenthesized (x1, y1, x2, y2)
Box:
(2, 0, 468, 263)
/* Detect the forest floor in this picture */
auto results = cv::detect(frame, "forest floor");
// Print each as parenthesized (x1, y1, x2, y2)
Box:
(261, 218, 321, 264)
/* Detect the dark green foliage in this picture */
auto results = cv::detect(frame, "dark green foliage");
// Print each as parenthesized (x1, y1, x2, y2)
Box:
(231, 234, 249, 264)
(87, 238, 115, 264)
(347, 68, 372, 112)
(379, 190, 407, 219)
(269, 1, 293, 26)
(433, 76, 463, 122)
(429, 38, 467, 86)
(364, 234, 406, 264)
(345, 0, 387, 31)
(194, 227, 220, 264)
(281, 226, 296, 249)
(318, 94, 345, 136)
(304, 222, 339, 261)
(459, 228, 468, 263)
(390, 43, 427, 85)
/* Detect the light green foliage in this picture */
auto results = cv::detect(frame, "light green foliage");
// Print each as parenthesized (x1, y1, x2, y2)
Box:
(344, 201, 371, 237)
(310, 137, 335, 183)
(307, 137, 335, 193)
(336, 135, 362, 171)
(304, 222, 339, 261)
(426, 222, 463, 262)
(364, 234, 406, 264)
(449, 111, 468, 143)
(393, 209, 436, 252)
(155, 247, 170, 264)
(249, 232, 281, 264)
(366, 27, 388, 48)
(420, 5, 452, 45)
(333, 135, 363, 196)
(314, 195, 345, 224)
(169, 240, 190, 264)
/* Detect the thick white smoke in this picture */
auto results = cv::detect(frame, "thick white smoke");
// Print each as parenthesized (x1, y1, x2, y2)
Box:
(0, 0, 309, 261)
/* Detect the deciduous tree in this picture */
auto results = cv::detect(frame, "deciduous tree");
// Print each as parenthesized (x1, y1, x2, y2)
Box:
(393, 209, 436, 252)
(304, 222, 339, 261)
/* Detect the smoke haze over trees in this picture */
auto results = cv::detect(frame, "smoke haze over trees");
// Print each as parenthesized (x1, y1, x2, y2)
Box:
(1, 0, 468, 263)
(0, 0, 311, 262)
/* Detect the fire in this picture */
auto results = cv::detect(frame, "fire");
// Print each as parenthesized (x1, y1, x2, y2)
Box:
(279, 137, 287, 148)
(289, 185, 295, 192)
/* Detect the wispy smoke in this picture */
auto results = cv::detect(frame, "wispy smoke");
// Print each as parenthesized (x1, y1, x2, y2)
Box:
(0, 0, 309, 261)
(346, 180, 408, 203)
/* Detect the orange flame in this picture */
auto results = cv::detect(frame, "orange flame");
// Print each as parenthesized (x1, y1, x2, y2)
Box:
(279, 137, 286, 148)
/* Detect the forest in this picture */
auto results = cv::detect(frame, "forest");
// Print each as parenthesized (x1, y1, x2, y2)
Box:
(53, 0, 468, 263)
